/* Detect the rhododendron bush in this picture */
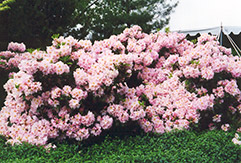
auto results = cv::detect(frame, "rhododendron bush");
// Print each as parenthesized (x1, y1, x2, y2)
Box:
(0, 25, 240, 147)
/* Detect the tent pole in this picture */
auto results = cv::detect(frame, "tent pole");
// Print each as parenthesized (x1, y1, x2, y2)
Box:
(220, 24, 223, 46)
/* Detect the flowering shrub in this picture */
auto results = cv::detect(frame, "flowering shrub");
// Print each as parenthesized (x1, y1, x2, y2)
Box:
(0, 25, 240, 147)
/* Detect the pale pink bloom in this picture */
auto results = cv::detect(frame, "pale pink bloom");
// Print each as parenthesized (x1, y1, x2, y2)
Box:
(212, 114, 221, 122)
(100, 115, 113, 130)
(107, 104, 125, 117)
(46, 109, 54, 119)
(193, 94, 214, 111)
(174, 119, 189, 130)
(44, 143, 57, 151)
(139, 119, 153, 133)
(6, 139, 22, 146)
(237, 105, 241, 114)
(38, 59, 54, 75)
(30, 96, 43, 113)
(183, 66, 200, 78)
(69, 99, 80, 109)
(152, 117, 165, 134)
(178, 56, 191, 67)
(143, 54, 153, 66)
(145, 106, 157, 118)
(18, 60, 38, 74)
(208, 123, 216, 130)
(224, 80, 240, 96)
(53, 61, 70, 75)
(201, 67, 214, 80)
(48, 99, 59, 107)
(221, 124, 230, 131)
(58, 106, 69, 118)
(212, 86, 224, 98)
(106, 94, 115, 103)
(8, 42, 26, 52)
(91, 123, 102, 136)
(74, 68, 88, 86)
(164, 54, 179, 67)
(118, 111, 129, 123)
(76, 128, 89, 141)
(62, 85, 72, 96)
(130, 109, 146, 121)
(51, 118, 68, 131)
(71, 88, 85, 100)
(212, 59, 227, 73)
(229, 106, 237, 114)
(155, 107, 165, 116)
(81, 111, 95, 127)
(51, 87, 62, 99)
(232, 137, 241, 145)
(198, 33, 217, 44)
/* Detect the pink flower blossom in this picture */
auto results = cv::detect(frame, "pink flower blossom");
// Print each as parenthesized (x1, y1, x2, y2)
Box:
(76, 128, 89, 141)
(91, 123, 102, 136)
(8, 42, 26, 52)
(69, 99, 80, 109)
(81, 111, 95, 127)
(212, 114, 221, 122)
(100, 115, 113, 130)
(221, 124, 230, 131)
(224, 80, 240, 96)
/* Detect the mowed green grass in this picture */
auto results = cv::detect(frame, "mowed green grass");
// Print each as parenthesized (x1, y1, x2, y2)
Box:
(0, 129, 240, 163)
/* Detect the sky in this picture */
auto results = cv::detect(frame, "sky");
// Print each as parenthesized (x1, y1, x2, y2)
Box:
(169, 0, 241, 31)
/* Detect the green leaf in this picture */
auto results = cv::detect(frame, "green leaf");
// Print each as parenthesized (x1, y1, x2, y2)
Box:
(190, 60, 199, 65)
(27, 48, 41, 53)
(0, 56, 6, 59)
(165, 27, 170, 33)
(0, 61, 5, 65)
(15, 84, 20, 89)
(60, 55, 71, 63)
(52, 34, 60, 40)
(27, 48, 35, 53)
(138, 100, 145, 106)
(191, 39, 197, 44)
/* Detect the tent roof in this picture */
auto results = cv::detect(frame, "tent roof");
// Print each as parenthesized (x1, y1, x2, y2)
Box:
(176, 26, 241, 36)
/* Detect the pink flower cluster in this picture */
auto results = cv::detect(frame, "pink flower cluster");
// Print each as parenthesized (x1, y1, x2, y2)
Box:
(232, 127, 241, 145)
(7, 42, 26, 52)
(0, 25, 240, 147)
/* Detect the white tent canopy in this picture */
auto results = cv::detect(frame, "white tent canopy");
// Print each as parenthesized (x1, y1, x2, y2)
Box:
(175, 26, 241, 56)
(167, 0, 241, 56)
(176, 26, 241, 36)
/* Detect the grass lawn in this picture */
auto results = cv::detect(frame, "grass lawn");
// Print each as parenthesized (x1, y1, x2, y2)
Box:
(0, 129, 240, 162)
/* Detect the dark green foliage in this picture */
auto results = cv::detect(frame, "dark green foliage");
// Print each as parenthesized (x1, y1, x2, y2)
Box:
(0, 0, 91, 50)
(88, 0, 178, 41)
(0, 69, 10, 108)
(0, 0, 178, 50)
(0, 130, 240, 162)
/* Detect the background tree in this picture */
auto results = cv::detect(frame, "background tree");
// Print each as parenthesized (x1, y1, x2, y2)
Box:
(0, 0, 92, 50)
(0, 0, 178, 50)
(87, 0, 178, 40)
